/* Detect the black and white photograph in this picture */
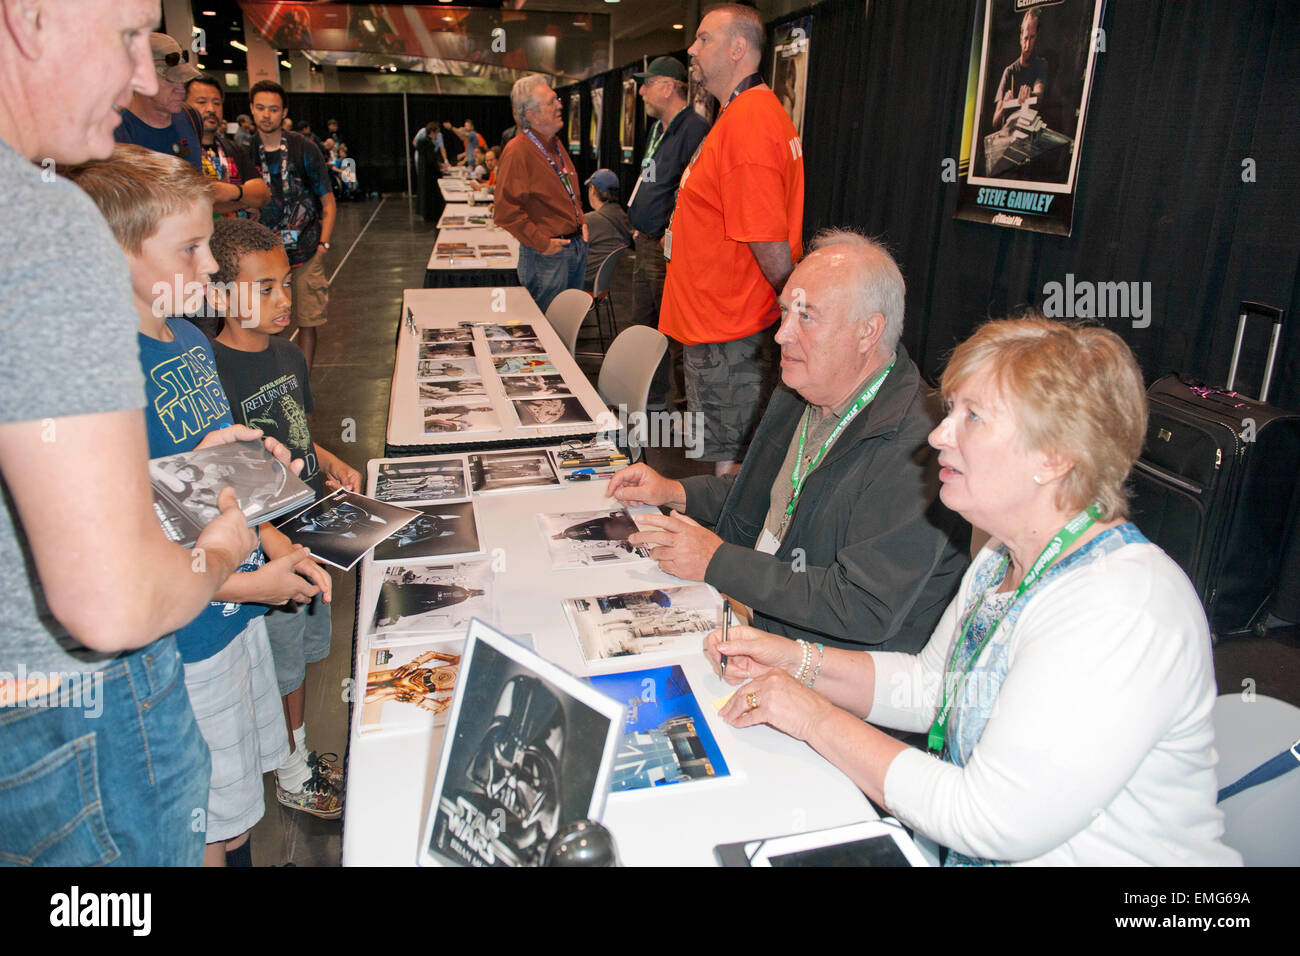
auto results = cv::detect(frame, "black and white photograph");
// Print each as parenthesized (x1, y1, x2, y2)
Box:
(494, 356, 559, 377)
(149, 440, 316, 547)
(513, 396, 593, 427)
(501, 374, 570, 399)
(371, 560, 495, 639)
(418, 357, 480, 381)
(565, 584, 723, 665)
(487, 337, 544, 356)
(420, 620, 623, 868)
(276, 490, 419, 571)
(468, 449, 560, 493)
(422, 327, 473, 344)
(372, 501, 481, 562)
(423, 403, 502, 436)
(418, 379, 489, 405)
(372, 457, 470, 504)
(360, 636, 464, 735)
(419, 341, 475, 360)
(536, 508, 652, 570)
(480, 323, 537, 340)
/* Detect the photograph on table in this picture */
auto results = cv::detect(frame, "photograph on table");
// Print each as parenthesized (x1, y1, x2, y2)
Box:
(149, 439, 315, 548)
(419, 378, 489, 405)
(276, 489, 419, 571)
(536, 508, 653, 570)
(418, 357, 480, 381)
(586, 664, 730, 791)
(487, 337, 545, 356)
(371, 559, 495, 639)
(494, 356, 559, 377)
(372, 500, 481, 563)
(423, 403, 502, 436)
(371, 457, 470, 504)
(565, 584, 722, 665)
(478, 245, 513, 260)
(419, 620, 623, 868)
(360, 635, 464, 735)
(513, 396, 592, 427)
(419, 341, 475, 359)
(501, 374, 569, 399)
(468, 449, 560, 493)
(422, 327, 473, 344)
(481, 323, 537, 340)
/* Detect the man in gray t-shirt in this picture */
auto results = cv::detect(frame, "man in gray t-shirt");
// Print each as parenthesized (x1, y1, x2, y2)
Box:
(0, 0, 260, 866)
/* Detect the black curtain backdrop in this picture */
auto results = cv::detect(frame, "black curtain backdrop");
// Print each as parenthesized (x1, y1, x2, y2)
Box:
(792, 0, 1299, 409)
(224, 91, 514, 196)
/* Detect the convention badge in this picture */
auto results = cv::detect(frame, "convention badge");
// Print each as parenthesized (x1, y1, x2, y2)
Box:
(280, 229, 300, 249)
(663, 228, 672, 262)
(755, 528, 781, 555)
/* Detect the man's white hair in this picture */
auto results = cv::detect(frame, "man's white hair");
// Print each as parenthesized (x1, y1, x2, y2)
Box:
(511, 75, 550, 128)
(808, 229, 906, 355)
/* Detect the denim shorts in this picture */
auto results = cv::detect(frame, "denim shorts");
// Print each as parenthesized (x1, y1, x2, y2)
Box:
(0, 636, 210, 866)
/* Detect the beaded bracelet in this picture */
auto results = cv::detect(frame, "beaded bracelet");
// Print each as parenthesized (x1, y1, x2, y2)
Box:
(794, 638, 812, 684)
(807, 642, 825, 689)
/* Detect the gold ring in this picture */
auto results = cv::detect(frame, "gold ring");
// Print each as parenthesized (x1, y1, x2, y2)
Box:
(746, 692, 758, 710)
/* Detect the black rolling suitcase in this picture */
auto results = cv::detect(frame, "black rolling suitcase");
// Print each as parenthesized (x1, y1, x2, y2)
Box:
(1131, 302, 1300, 637)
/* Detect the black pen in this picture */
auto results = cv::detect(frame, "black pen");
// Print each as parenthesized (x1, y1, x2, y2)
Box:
(720, 602, 730, 674)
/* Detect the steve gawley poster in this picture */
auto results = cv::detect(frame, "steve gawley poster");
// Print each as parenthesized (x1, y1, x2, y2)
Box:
(955, 0, 1106, 236)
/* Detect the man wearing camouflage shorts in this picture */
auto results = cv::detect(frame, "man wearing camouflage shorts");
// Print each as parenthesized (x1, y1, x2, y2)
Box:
(659, 5, 803, 474)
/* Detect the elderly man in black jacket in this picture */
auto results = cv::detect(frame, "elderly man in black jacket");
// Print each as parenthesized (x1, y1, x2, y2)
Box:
(609, 230, 968, 652)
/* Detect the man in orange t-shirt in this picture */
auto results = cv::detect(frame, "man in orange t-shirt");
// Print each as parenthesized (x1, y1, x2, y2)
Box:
(660, 4, 804, 474)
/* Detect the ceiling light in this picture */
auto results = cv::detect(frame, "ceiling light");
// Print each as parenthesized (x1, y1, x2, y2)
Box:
(672, 24, 684, 29)
(223, 59, 232, 64)
(196, 64, 205, 70)
(201, 10, 216, 15)
(230, 40, 247, 52)
(280, 59, 292, 69)
(361, 19, 376, 33)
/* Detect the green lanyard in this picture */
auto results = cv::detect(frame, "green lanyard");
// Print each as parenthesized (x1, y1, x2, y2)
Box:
(786, 357, 895, 517)
(926, 502, 1104, 754)
(643, 122, 666, 166)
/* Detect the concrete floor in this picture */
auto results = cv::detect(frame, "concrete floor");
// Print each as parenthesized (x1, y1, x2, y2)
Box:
(249, 195, 1300, 866)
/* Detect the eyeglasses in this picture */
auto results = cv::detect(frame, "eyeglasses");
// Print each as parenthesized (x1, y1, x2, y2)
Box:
(155, 50, 191, 68)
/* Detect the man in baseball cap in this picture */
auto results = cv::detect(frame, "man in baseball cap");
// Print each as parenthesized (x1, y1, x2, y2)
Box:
(113, 33, 206, 171)
(584, 168, 632, 286)
(633, 55, 689, 85)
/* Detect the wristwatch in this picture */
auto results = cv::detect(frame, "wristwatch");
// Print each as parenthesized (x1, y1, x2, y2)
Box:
(321, 242, 331, 250)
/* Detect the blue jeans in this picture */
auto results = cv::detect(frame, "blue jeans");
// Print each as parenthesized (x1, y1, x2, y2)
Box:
(517, 237, 587, 313)
(0, 636, 210, 866)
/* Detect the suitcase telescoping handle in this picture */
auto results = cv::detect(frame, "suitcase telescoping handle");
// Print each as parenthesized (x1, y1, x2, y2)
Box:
(1226, 301, 1285, 403)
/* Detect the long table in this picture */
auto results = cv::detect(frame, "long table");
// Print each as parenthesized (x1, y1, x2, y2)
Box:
(386, 288, 608, 456)
(342, 454, 902, 866)
(424, 201, 519, 288)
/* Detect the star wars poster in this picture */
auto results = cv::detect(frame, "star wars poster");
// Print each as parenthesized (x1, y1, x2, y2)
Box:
(370, 560, 495, 641)
(954, 0, 1106, 236)
(565, 584, 722, 666)
(589, 80, 604, 166)
(620, 71, 637, 163)
(361, 636, 463, 735)
(536, 508, 653, 570)
(421, 622, 622, 867)
(371, 456, 469, 503)
(567, 88, 581, 154)
(770, 17, 811, 140)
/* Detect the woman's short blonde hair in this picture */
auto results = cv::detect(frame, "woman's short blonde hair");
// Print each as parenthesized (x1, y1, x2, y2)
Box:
(67, 144, 212, 255)
(940, 312, 1148, 521)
